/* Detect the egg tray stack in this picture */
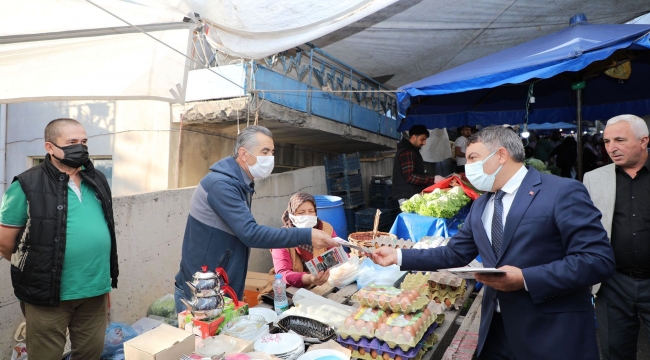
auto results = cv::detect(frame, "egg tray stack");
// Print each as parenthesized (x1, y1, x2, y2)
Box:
(399, 273, 432, 299)
(429, 272, 467, 310)
(338, 321, 440, 360)
(337, 286, 444, 354)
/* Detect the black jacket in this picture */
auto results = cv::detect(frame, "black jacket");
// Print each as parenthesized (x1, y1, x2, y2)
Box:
(11, 155, 118, 306)
(392, 138, 428, 200)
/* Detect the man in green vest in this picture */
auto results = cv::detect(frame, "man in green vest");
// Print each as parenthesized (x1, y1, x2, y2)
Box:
(0, 118, 117, 360)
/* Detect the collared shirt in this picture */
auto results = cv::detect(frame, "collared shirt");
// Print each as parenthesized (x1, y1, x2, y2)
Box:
(481, 166, 528, 243)
(481, 166, 528, 312)
(611, 156, 650, 273)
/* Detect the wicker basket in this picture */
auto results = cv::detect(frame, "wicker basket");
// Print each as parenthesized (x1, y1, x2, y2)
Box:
(348, 232, 397, 257)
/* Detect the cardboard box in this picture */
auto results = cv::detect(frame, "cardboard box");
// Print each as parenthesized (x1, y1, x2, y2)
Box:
(245, 272, 269, 307)
(124, 324, 194, 360)
(245, 271, 269, 292)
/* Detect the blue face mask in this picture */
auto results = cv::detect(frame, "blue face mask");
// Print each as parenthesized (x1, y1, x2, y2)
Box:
(465, 150, 503, 192)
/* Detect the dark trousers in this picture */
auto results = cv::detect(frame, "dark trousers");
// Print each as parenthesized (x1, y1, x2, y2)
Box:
(479, 312, 517, 360)
(20, 294, 108, 360)
(596, 271, 650, 360)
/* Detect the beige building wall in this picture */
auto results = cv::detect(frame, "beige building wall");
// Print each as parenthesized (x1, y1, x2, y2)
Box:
(3, 100, 172, 197)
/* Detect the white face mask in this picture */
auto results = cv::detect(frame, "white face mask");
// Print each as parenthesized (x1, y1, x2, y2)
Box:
(465, 150, 504, 192)
(245, 148, 274, 179)
(289, 214, 318, 228)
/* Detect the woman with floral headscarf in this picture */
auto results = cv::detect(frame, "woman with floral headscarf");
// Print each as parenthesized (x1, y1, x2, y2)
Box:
(258, 193, 336, 300)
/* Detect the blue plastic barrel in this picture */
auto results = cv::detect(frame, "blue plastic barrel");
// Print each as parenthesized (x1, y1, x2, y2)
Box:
(314, 195, 348, 239)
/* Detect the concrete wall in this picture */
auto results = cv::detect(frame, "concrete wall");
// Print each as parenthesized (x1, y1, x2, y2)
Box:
(3, 100, 172, 197)
(175, 126, 330, 188)
(0, 166, 327, 359)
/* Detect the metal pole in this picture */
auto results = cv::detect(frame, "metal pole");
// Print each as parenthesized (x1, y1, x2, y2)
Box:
(576, 88, 583, 181)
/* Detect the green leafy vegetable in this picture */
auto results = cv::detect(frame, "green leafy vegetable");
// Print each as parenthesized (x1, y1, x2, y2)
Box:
(401, 187, 471, 218)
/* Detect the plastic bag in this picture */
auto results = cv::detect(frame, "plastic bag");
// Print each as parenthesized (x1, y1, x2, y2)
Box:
(146, 293, 176, 319)
(11, 343, 27, 360)
(356, 257, 406, 289)
(328, 255, 361, 287)
(101, 322, 138, 359)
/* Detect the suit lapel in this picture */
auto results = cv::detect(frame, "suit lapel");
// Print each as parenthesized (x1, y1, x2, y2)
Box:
(472, 193, 497, 264)
(498, 168, 542, 262)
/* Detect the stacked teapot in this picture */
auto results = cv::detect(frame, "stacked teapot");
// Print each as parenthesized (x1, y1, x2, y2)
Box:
(181, 265, 240, 320)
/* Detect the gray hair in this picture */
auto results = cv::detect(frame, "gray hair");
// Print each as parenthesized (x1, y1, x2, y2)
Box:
(467, 125, 525, 163)
(606, 114, 649, 139)
(233, 125, 273, 158)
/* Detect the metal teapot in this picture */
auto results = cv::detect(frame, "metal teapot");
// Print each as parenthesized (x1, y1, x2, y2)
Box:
(186, 266, 230, 293)
(180, 285, 240, 320)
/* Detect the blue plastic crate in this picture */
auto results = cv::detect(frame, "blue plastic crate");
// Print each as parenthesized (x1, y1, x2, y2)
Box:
(355, 207, 398, 230)
(324, 154, 361, 174)
(344, 205, 364, 235)
(335, 191, 365, 209)
(327, 174, 363, 192)
(368, 183, 392, 199)
(369, 197, 399, 210)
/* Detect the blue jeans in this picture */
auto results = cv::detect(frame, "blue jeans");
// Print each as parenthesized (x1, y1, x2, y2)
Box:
(174, 282, 188, 315)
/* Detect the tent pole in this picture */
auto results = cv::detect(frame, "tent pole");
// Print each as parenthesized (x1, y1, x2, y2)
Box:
(576, 88, 583, 181)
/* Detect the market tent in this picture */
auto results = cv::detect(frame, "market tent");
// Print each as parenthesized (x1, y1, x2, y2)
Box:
(0, 0, 395, 103)
(397, 14, 650, 130)
(526, 122, 576, 131)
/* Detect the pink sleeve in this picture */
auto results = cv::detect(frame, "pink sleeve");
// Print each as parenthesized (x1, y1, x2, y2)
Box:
(271, 248, 305, 288)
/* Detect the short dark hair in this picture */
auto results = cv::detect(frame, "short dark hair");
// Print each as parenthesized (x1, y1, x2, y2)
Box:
(408, 125, 429, 138)
(467, 125, 525, 163)
(44, 118, 83, 144)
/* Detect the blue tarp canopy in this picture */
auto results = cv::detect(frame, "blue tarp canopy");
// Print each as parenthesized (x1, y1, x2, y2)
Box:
(398, 15, 650, 131)
(526, 122, 577, 130)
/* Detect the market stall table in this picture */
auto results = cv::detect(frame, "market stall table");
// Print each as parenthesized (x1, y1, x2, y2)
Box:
(252, 278, 481, 360)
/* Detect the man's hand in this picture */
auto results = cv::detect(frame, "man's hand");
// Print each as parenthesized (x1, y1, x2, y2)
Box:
(371, 247, 398, 267)
(311, 229, 338, 249)
(310, 269, 330, 286)
(474, 265, 525, 292)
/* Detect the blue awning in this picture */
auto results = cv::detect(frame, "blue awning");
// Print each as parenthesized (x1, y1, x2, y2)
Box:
(397, 15, 650, 131)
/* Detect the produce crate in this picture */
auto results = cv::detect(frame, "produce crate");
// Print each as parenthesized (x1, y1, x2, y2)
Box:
(368, 183, 392, 199)
(324, 153, 361, 174)
(355, 208, 399, 232)
(327, 173, 363, 192)
(335, 190, 365, 209)
(344, 205, 364, 234)
(369, 197, 400, 210)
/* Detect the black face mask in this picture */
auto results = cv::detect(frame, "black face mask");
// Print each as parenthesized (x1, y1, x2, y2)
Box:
(52, 143, 89, 168)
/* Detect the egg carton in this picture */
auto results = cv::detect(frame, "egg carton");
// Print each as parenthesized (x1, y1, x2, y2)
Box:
(338, 319, 439, 360)
(430, 291, 464, 310)
(374, 310, 436, 351)
(366, 238, 415, 250)
(353, 286, 428, 314)
(338, 307, 390, 342)
(428, 272, 464, 287)
(400, 273, 430, 293)
(428, 279, 466, 298)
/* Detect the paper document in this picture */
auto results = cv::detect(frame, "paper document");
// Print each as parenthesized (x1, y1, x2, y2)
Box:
(304, 246, 349, 276)
(443, 267, 506, 279)
(333, 237, 373, 255)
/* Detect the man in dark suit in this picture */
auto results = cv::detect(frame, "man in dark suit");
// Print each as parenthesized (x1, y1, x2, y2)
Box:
(373, 126, 615, 359)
